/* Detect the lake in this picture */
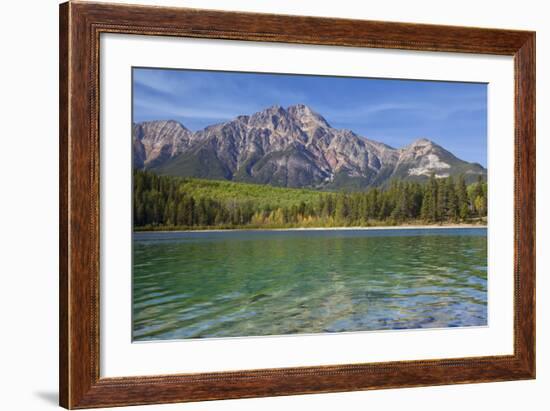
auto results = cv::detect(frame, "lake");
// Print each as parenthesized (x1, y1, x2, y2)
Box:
(133, 228, 487, 341)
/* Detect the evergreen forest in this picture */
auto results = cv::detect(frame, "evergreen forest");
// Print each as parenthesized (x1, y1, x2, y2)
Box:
(133, 170, 487, 231)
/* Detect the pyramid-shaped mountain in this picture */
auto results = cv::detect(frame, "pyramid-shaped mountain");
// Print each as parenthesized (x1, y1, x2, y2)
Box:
(133, 104, 486, 190)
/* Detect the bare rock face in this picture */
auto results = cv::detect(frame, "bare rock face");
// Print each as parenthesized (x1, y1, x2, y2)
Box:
(133, 105, 486, 189)
(392, 138, 485, 181)
(133, 120, 193, 168)
(287, 103, 331, 131)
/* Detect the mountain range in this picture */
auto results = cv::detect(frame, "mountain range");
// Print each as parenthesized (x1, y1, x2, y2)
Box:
(133, 104, 486, 190)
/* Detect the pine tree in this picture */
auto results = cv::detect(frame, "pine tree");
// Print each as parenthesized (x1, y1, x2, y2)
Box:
(445, 177, 458, 221)
(335, 193, 348, 224)
(423, 174, 438, 222)
(456, 174, 469, 221)
(421, 188, 434, 221)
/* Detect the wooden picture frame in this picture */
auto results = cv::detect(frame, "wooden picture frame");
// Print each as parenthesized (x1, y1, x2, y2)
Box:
(59, 1, 535, 408)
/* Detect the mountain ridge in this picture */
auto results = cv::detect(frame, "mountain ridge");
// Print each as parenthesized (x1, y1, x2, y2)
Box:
(133, 104, 486, 190)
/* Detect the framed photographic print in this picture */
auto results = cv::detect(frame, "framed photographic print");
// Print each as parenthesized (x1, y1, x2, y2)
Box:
(59, 1, 535, 409)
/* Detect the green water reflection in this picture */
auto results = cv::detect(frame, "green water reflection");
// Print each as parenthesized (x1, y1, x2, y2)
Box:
(132, 228, 487, 341)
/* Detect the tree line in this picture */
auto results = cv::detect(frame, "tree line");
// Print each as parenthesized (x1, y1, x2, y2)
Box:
(133, 170, 487, 230)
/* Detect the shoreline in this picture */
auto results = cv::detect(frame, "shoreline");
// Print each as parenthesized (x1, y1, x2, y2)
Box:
(134, 224, 487, 234)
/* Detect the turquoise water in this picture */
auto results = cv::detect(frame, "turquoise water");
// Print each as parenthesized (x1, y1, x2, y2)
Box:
(132, 228, 487, 341)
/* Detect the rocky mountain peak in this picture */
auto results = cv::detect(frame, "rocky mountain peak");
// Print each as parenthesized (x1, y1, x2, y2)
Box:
(235, 115, 250, 124)
(394, 138, 465, 179)
(248, 105, 291, 129)
(287, 104, 331, 129)
(134, 105, 486, 189)
(400, 138, 441, 157)
(133, 120, 193, 169)
(410, 137, 434, 146)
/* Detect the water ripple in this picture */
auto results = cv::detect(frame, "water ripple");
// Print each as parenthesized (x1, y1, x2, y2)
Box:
(133, 228, 487, 341)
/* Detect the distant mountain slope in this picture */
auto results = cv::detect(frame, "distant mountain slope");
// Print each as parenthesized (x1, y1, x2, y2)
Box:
(133, 120, 193, 169)
(133, 104, 486, 190)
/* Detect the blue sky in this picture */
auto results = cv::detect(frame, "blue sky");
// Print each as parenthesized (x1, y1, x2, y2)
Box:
(133, 67, 487, 166)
